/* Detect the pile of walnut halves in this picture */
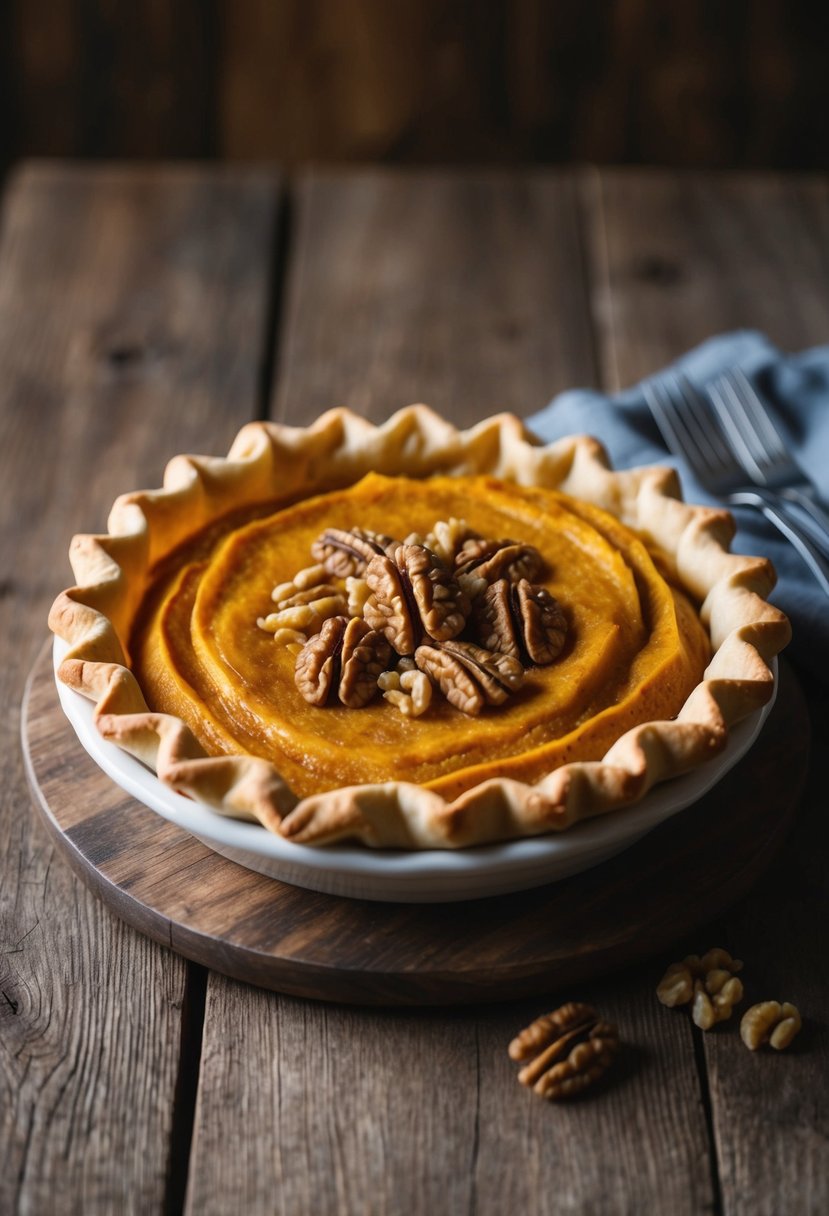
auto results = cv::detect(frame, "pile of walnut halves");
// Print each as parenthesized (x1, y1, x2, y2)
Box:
(284, 521, 568, 716)
(657, 947, 745, 1030)
(656, 947, 803, 1050)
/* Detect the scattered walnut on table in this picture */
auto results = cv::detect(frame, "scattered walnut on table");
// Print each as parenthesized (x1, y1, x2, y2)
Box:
(508, 1002, 619, 1101)
(740, 1001, 802, 1051)
(656, 948, 743, 1008)
(692, 971, 744, 1030)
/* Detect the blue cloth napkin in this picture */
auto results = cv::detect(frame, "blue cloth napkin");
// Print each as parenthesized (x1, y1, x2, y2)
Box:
(527, 331, 829, 677)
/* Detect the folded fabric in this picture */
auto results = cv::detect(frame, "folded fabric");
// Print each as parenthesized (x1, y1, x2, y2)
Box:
(527, 330, 829, 677)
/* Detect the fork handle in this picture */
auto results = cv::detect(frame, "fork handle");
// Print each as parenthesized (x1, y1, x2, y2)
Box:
(730, 490, 829, 599)
(780, 486, 829, 546)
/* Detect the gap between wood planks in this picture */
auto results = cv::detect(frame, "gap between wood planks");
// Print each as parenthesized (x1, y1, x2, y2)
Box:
(691, 1008, 725, 1216)
(164, 964, 208, 1216)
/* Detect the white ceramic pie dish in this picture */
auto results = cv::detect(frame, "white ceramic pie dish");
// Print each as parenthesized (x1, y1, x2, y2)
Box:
(53, 637, 776, 902)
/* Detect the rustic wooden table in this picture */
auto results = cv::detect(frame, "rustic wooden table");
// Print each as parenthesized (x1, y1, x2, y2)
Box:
(1, 163, 827, 1216)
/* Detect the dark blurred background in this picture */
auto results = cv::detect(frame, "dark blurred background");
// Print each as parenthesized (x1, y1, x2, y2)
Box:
(2, 0, 828, 173)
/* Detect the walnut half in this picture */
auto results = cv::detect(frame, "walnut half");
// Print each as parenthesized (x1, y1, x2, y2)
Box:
(311, 527, 398, 578)
(472, 577, 567, 665)
(414, 639, 524, 716)
(740, 1001, 802, 1051)
(454, 536, 544, 586)
(364, 543, 471, 655)
(508, 1002, 619, 1101)
(294, 615, 391, 708)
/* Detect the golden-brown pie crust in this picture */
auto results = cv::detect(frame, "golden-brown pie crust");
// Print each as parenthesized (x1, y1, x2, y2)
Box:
(49, 406, 791, 848)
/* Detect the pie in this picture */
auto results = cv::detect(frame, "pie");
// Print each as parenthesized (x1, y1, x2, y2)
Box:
(131, 473, 710, 800)
(49, 407, 790, 848)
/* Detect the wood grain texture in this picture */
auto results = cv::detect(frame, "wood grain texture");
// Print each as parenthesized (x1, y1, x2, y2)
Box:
(272, 170, 597, 425)
(591, 166, 829, 1216)
(188, 982, 481, 1216)
(705, 691, 829, 1216)
(24, 646, 807, 1007)
(0, 164, 278, 1214)
(473, 978, 719, 1215)
(582, 169, 829, 392)
(188, 968, 726, 1216)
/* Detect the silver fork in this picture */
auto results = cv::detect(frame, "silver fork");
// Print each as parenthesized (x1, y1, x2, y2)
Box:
(709, 367, 829, 541)
(644, 373, 829, 598)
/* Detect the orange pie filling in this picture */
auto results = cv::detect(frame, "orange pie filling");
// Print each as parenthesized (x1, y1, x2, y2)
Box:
(131, 473, 711, 800)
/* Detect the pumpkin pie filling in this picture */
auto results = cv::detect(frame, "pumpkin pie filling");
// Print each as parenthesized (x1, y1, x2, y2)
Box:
(131, 472, 711, 801)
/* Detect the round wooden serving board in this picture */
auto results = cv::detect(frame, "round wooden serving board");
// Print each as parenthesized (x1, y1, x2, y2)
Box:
(24, 644, 809, 1006)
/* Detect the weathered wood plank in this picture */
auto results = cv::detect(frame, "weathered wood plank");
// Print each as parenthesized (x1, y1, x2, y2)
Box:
(272, 169, 597, 425)
(187, 168, 716, 1216)
(704, 690, 829, 1216)
(190, 973, 718, 1216)
(0, 163, 278, 1214)
(475, 975, 718, 1215)
(589, 166, 829, 1216)
(583, 168, 829, 391)
(193, 984, 481, 1215)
